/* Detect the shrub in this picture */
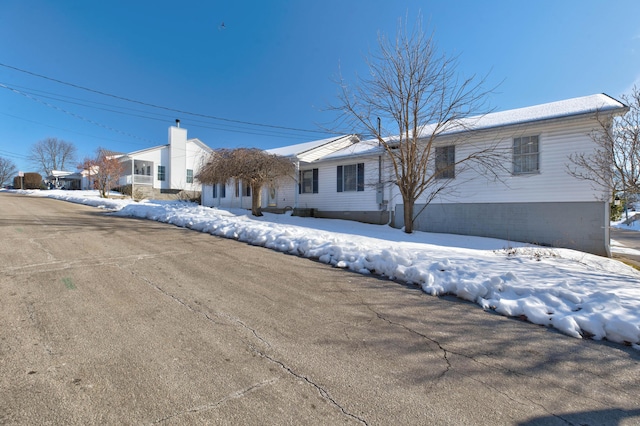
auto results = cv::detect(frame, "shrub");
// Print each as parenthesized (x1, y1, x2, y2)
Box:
(24, 172, 42, 189)
(611, 202, 623, 221)
(13, 173, 42, 189)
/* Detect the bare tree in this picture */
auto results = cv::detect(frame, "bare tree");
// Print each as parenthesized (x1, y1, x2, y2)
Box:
(78, 156, 98, 190)
(333, 15, 505, 233)
(92, 148, 124, 198)
(197, 148, 295, 216)
(567, 86, 640, 205)
(0, 156, 17, 186)
(28, 137, 77, 176)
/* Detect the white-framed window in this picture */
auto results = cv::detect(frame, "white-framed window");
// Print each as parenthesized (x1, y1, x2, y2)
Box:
(513, 135, 540, 174)
(212, 183, 226, 199)
(157, 165, 166, 181)
(337, 163, 364, 192)
(435, 145, 455, 179)
(299, 168, 318, 194)
(186, 169, 194, 184)
(237, 180, 250, 197)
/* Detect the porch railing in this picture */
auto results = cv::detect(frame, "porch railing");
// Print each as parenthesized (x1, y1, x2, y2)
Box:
(119, 174, 154, 186)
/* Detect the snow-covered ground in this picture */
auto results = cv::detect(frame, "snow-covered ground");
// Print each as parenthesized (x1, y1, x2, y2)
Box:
(7, 189, 640, 349)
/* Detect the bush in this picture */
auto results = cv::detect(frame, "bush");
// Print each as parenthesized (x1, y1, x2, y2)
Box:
(12, 172, 42, 189)
(114, 185, 132, 196)
(24, 172, 42, 189)
(611, 202, 624, 221)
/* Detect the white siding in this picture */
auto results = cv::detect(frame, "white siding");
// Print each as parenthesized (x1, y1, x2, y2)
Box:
(157, 148, 170, 189)
(202, 180, 252, 209)
(411, 116, 609, 204)
(262, 176, 296, 209)
(183, 140, 207, 192)
(297, 156, 382, 212)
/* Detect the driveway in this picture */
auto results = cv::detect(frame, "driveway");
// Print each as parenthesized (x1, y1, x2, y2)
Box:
(611, 216, 640, 267)
(1, 193, 640, 425)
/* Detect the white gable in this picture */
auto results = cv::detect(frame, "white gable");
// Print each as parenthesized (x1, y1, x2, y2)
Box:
(267, 135, 359, 163)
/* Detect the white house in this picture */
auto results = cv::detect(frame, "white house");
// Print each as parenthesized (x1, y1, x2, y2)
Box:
(201, 134, 360, 210)
(202, 94, 627, 256)
(116, 120, 212, 198)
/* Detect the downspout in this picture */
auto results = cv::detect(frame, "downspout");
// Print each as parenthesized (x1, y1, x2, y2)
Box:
(378, 117, 393, 226)
(131, 157, 135, 200)
(294, 159, 300, 210)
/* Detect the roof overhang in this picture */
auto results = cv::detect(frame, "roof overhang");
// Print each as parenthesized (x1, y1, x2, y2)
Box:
(295, 135, 360, 163)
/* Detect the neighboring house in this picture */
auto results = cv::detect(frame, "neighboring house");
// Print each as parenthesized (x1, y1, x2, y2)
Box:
(115, 120, 212, 198)
(202, 94, 628, 256)
(201, 134, 361, 211)
(46, 170, 83, 190)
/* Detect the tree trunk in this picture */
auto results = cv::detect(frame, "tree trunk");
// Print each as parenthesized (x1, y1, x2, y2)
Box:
(403, 198, 414, 233)
(251, 183, 263, 216)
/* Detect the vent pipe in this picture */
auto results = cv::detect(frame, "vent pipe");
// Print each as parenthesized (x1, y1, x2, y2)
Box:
(175, 119, 180, 128)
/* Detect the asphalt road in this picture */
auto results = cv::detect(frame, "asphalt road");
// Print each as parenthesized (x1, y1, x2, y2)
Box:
(1, 193, 640, 425)
(611, 222, 640, 267)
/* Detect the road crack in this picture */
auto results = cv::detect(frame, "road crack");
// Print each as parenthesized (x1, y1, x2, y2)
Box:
(129, 269, 365, 424)
(152, 378, 279, 423)
(250, 344, 368, 425)
(366, 305, 452, 378)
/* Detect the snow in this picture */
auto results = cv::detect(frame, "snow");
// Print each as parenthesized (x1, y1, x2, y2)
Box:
(418, 93, 627, 138)
(9, 189, 640, 349)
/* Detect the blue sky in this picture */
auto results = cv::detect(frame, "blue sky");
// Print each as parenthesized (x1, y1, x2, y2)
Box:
(1, 0, 640, 174)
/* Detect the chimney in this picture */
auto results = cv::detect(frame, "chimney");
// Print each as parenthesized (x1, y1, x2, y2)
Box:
(175, 119, 180, 128)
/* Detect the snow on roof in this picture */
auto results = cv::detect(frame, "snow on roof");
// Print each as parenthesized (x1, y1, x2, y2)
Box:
(322, 139, 384, 160)
(267, 134, 359, 162)
(419, 93, 627, 137)
(307, 94, 628, 162)
(49, 170, 79, 177)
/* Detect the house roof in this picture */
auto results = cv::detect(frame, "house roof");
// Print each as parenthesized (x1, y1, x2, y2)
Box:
(267, 134, 359, 163)
(48, 170, 83, 179)
(189, 138, 213, 153)
(121, 138, 212, 159)
(311, 94, 629, 162)
(418, 93, 627, 138)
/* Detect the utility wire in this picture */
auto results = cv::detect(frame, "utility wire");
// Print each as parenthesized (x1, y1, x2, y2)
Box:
(0, 111, 148, 147)
(0, 62, 337, 136)
(0, 83, 158, 145)
(0, 82, 323, 141)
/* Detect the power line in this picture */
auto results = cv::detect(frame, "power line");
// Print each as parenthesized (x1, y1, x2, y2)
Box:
(0, 148, 28, 160)
(0, 83, 330, 140)
(0, 83, 159, 145)
(0, 62, 337, 136)
(0, 111, 148, 147)
(0, 83, 326, 141)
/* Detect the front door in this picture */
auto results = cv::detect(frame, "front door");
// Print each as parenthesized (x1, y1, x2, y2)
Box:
(268, 183, 277, 207)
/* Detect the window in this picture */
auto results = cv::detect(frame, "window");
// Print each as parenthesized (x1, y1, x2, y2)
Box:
(513, 135, 540, 174)
(337, 163, 364, 192)
(237, 180, 250, 197)
(435, 145, 455, 179)
(186, 169, 193, 184)
(212, 183, 225, 199)
(157, 165, 166, 181)
(299, 168, 318, 194)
